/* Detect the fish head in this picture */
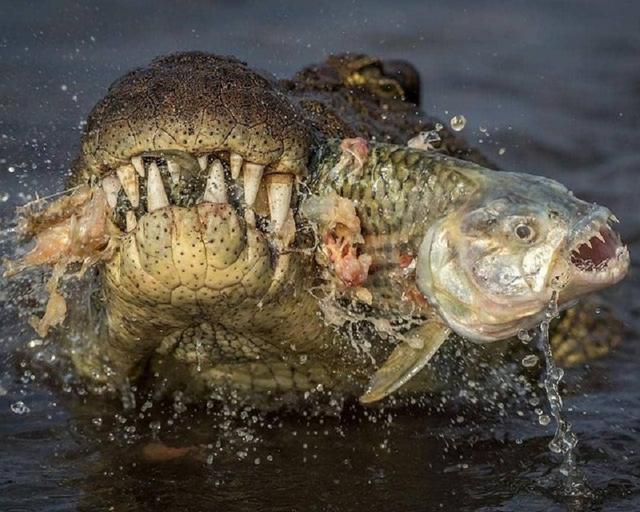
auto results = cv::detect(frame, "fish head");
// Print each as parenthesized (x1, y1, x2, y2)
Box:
(416, 168, 629, 342)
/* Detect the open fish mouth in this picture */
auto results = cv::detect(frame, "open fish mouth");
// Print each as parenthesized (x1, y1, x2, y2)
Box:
(99, 149, 298, 244)
(567, 210, 629, 286)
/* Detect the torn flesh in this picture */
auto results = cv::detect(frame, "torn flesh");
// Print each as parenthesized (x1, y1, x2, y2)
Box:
(300, 190, 371, 288)
(4, 185, 116, 336)
(323, 226, 372, 288)
(338, 137, 370, 176)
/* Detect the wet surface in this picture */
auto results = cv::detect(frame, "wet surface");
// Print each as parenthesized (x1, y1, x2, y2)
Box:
(1, 1, 639, 511)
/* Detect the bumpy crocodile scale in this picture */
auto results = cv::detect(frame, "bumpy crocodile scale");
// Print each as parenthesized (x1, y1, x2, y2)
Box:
(7, 52, 628, 407)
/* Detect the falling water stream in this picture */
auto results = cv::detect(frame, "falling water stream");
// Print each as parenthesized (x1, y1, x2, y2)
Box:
(538, 292, 591, 497)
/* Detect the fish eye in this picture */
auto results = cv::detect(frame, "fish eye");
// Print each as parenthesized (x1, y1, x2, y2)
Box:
(514, 223, 535, 242)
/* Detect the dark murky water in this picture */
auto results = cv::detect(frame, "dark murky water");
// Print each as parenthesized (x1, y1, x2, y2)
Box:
(1, 1, 639, 510)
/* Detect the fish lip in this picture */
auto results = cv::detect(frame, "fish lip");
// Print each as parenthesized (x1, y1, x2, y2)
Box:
(561, 205, 630, 289)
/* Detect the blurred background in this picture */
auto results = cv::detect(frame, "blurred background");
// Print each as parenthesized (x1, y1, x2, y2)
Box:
(1, 1, 639, 511)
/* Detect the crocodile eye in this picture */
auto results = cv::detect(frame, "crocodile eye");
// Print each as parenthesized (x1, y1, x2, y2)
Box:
(515, 223, 535, 242)
(376, 79, 403, 98)
(380, 82, 396, 93)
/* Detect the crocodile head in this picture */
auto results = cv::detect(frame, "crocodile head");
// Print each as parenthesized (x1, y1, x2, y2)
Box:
(69, 54, 326, 368)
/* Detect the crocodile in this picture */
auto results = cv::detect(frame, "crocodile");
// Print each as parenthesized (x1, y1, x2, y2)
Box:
(5, 52, 629, 407)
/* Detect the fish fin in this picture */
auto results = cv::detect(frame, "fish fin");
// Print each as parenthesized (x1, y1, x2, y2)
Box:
(359, 320, 451, 404)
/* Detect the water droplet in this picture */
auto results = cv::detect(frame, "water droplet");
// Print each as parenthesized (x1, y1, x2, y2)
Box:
(498, 147, 506, 155)
(450, 115, 466, 132)
(435, 122, 443, 131)
(517, 329, 533, 343)
(10, 401, 30, 414)
(522, 354, 539, 368)
(549, 437, 563, 453)
(550, 367, 565, 381)
(92, 417, 103, 427)
(539, 414, 551, 426)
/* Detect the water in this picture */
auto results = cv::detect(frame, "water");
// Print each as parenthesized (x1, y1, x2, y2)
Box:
(1, 1, 640, 511)
(537, 294, 588, 498)
(450, 114, 467, 132)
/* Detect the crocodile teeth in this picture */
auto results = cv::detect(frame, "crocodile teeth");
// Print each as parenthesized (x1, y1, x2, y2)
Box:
(267, 175, 293, 234)
(131, 156, 145, 177)
(202, 159, 227, 203)
(243, 163, 264, 206)
(230, 153, 243, 180)
(244, 208, 256, 228)
(147, 162, 169, 212)
(198, 155, 209, 171)
(102, 175, 121, 208)
(126, 211, 137, 232)
(594, 231, 606, 243)
(116, 164, 139, 208)
(166, 159, 181, 184)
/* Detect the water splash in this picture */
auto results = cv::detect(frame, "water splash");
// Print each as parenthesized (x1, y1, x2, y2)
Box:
(407, 130, 441, 151)
(538, 292, 591, 497)
(450, 114, 467, 132)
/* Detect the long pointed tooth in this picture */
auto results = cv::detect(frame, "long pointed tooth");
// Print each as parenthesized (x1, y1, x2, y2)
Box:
(116, 164, 139, 208)
(267, 175, 293, 234)
(243, 163, 264, 206)
(102, 175, 121, 208)
(244, 208, 256, 228)
(595, 231, 605, 243)
(585, 240, 592, 249)
(230, 153, 243, 180)
(147, 162, 169, 212)
(131, 156, 145, 177)
(126, 211, 137, 232)
(166, 159, 181, 184)
(611, 214, 620, 224)
(202, 159, 227, 203)
(198, 155, 209, 171)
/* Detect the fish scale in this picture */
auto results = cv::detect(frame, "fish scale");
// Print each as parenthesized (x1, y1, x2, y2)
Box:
(310, 141, 475, 256)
